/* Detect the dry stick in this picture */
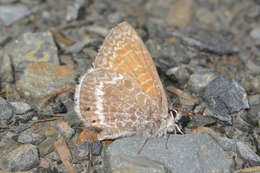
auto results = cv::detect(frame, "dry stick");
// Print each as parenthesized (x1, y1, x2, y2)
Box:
(30, 113, 65, 126)
(167, 86, 205, 117)
(0, 128, 9, 133)
(234, 166, 260, 173)
(0, 88, 9, 99)
(167, 85, 198, 105)
(40, 86, 75, 108)
(30, 118, 60, 126)
(54, 137, 75, 173)
(0, 91, 5, 97)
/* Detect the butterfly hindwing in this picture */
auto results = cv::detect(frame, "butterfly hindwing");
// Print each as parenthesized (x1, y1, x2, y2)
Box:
(75, 68, 161, 140)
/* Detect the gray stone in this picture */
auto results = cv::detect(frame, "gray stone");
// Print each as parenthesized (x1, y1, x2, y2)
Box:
(104, 133, 234, 173)
(65, 39, 97, 53)
(66, 0, 86, 22)
(166, 66, 191, 85)
(236, 141, 260, 166)
(10, 124, 30, 134)
(0, 97, 14, 121)
(0, 120, 8, 129)
(203, 101, 232, 124)
(16, 62, 75, 105)
(0, 53, 14, 85)
(91, 141, 102, 156)
(38, 128, 58, 157)
(0, 144, 39, 171)
(188, 72, 216, 93)
(250, 75, 260, 93)
(173, 30, 239, 55)
(106, 155, 169, 173)
(56, 120, 75, 139)
(250, 29, 260, 41)
(258, 112, 260, 127)
(3, 32, 59, 74)
(0, 0, 18, 4)
(17, 129, 46, 145)
(146, 39, 164, 59)
(149, 41, 190, 70)
(85, 25, 108, 37)
(52, 100, 67, 114)
(248, 94, 260, 106)
(253, 128, 260, 154)
(108, 11, 126, 23)
(10, 102, 32, 115)
(204, 75, 249, 124)
(246, 58, 260, 75)
(38, 137, 56, 156)
(0, 5, 30, 26)
(0, 132, 20, 149)
(186, 113, 216, 129)
(216, 137, 237, 151)
(163, 43, 190, 65)
(5, 132, 17, 140)
(75, 142, 90, 160)
(241, 104, 260, 127)
(0, 27, 9, 45)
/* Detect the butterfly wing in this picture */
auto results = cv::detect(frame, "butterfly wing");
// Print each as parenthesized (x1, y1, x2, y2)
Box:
(75, 68, 161, 140)
(94, 22, 168, 117)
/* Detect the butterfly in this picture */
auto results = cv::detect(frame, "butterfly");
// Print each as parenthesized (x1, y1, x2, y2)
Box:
(74, 22, 181, 149)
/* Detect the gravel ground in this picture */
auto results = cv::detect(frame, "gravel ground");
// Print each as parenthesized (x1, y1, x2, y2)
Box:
(0, 0, 260, 173)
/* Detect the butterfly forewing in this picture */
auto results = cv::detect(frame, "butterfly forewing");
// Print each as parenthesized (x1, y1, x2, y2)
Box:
(94, 22, 168, 116)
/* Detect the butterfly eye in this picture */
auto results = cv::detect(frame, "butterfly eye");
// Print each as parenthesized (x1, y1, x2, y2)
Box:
(170, 109, 178, 119)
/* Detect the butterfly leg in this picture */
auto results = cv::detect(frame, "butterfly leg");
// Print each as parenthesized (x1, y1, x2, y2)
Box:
(164, 133, 170, 149)
(169, 110, 184, 135)
(138, 137, 149, 154)
(175, 124, 184, 135)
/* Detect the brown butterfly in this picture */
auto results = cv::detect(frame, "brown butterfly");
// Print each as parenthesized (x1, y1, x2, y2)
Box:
(74, 22, 181, 151)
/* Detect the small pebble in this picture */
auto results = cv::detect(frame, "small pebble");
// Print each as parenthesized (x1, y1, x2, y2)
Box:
(166, 66, 191, 84)
(250, 28, 260, 41)
(75, 142, 90, 160)
(10, 124, 30, 134)
(204, 75, 249, 124)
(66, 0, 86, 22)
(91, 141, 102, 156)
(52, 101, 67, 114)
(248, 94, 260, 106)
(0, 5, 30, 26)
(0, 97, 14, 121)
(188, 72, 216, 93)
(236, 141, 260, 166)
(10, 102, 32, 115)
(0, 144, 39, 171)
(17, 129, 46, 145)
(56, 120, 75, 139)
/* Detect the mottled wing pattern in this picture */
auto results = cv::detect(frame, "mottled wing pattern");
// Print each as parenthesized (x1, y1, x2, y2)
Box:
(75, 68, 161, 140)
(94, 22, 168, 116)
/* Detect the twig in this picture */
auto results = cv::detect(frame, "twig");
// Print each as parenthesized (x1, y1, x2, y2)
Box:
(40, 86, 75, 108)
(30, 118, 60, 126)
(234, 166, 260, 173)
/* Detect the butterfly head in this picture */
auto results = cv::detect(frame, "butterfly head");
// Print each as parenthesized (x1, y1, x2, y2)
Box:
(158, 109, 183, 135)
